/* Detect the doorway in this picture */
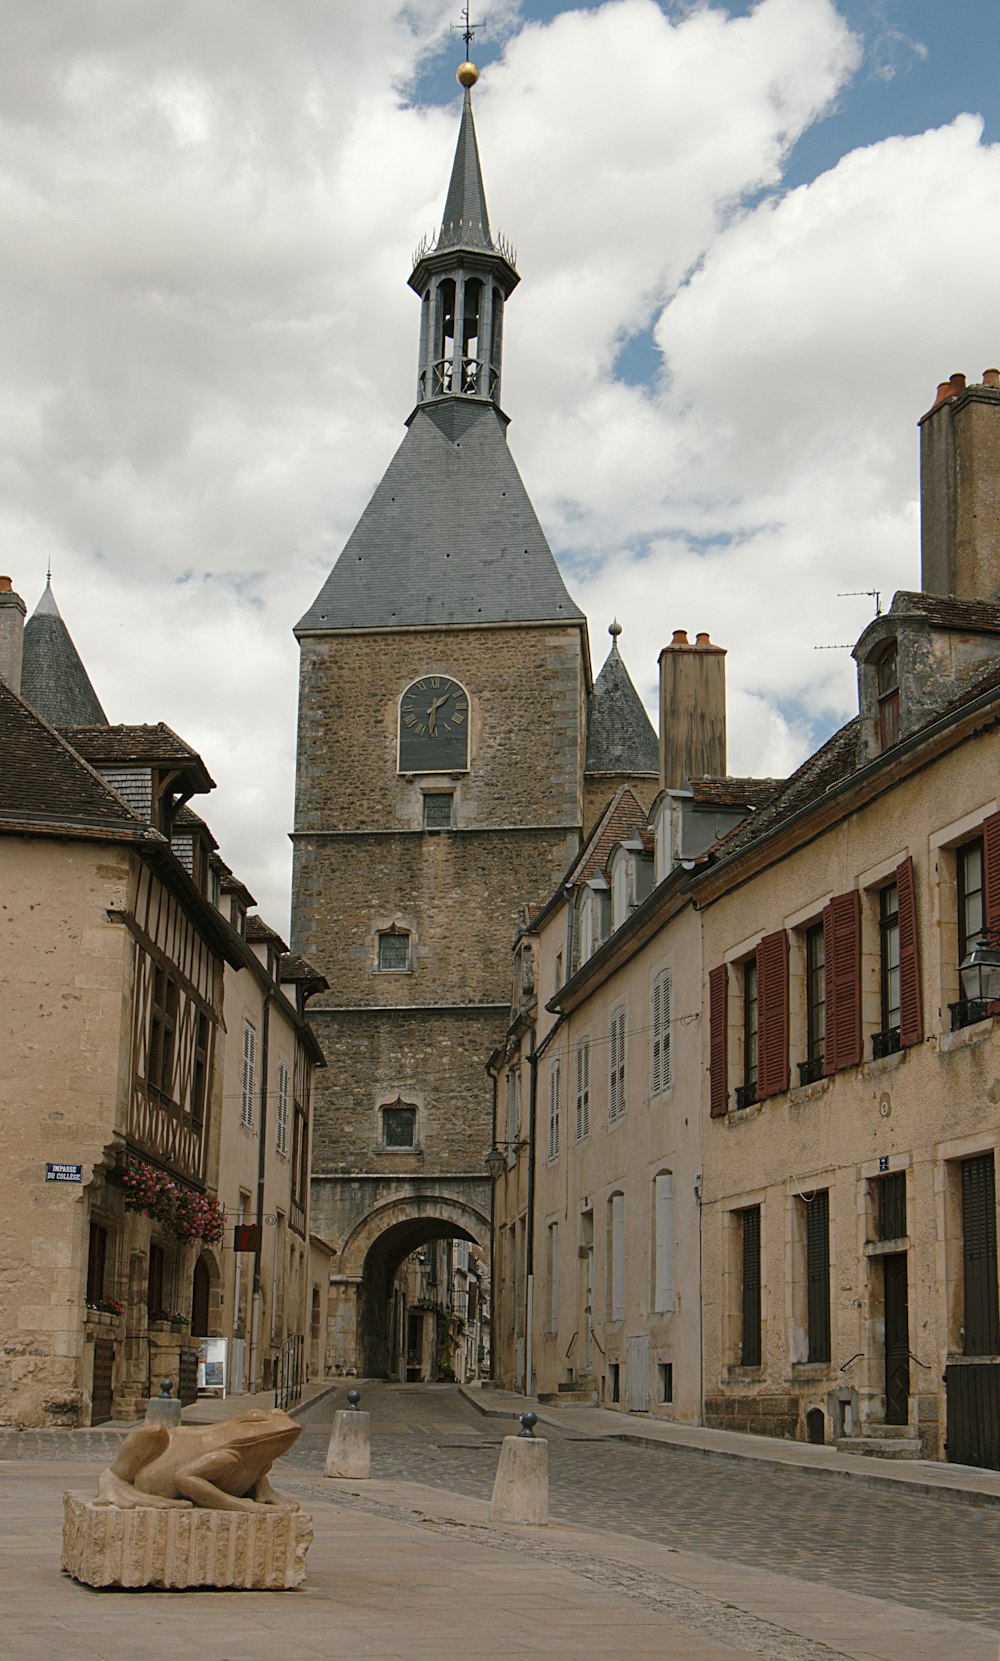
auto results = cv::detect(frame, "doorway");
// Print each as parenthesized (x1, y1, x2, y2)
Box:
(883, 1252, 909, 1424)
(191, 1256, 211, 1337)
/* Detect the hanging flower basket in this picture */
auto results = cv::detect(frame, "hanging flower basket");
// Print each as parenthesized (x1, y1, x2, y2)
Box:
(122, 1158, 225, 1245)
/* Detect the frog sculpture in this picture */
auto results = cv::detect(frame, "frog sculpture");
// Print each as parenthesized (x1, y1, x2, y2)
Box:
(96, 1408, 302, 1512)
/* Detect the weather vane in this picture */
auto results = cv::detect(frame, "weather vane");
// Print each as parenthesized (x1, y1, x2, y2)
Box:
(453, 5, 477, 58)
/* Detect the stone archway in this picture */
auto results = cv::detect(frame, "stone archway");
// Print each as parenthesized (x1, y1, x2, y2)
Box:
(337, 1192, 489, 1379)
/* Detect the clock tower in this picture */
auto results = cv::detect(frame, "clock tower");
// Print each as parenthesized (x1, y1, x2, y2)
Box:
(291, 64, 590, 1376)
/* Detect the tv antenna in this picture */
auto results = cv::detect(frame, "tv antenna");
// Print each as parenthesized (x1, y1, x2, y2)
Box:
(838, 588, 882, 616)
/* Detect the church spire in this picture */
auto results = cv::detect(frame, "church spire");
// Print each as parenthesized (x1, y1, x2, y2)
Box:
(409, 59, 518, 409)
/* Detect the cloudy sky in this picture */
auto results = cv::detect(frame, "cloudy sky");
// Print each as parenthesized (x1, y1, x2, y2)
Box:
(4, 0, 998, 930)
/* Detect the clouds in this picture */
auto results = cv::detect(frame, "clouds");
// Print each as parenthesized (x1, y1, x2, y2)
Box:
(0, 1, 997, 927)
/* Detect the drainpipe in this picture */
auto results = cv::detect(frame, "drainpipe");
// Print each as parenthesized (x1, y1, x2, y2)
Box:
(695, 1171, 704, 1426)
(249, 987, 273, 1393)
(486, 1055, 499, 1382)
(525, 1022, 538, 1400)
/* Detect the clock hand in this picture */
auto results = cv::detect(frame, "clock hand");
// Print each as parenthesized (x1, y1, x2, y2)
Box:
(427, 694, 449, 736)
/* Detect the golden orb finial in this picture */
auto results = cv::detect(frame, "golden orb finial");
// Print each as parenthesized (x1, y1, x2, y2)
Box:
(457, 60, 480, 88)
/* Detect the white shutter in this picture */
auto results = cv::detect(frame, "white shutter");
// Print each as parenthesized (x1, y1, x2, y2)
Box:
(548, 1223, 559, 1331)
(276, 1061, 289, 1156)
(609, 1009, 626, 1120)
(627, 1334, 650, 1412)
(549, 1061, 560, 1159)
(652, 969, 671, 1094)
(611, 1192, 625, 1321)
(582, 1042, 590, 1137)
(654, 1172, 674, 1313)
(576, 1042, 590, 1140)
(241, 1021, 257, 1128)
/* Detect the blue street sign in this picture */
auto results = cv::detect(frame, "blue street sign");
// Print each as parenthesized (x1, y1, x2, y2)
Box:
(46, 1163, 82, 1183)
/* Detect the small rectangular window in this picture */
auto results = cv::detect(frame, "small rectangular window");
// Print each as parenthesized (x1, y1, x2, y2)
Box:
(958, 838, 985, 961)
(738, 959, 758, 1107)
(879, 882, 900, 1042)
(382, 1103, 417, 1149)
(806, 923, 825, 1064)
(876, 1171, 907, 1241)
(377, 929, 410, 972)
(423, 793, 453, 830)
(659, 1361, 673, 1404)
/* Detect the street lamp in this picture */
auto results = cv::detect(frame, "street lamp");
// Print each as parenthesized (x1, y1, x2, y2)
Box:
(484, 1146, 507, 1182)
(959, 940, 1000, 1007)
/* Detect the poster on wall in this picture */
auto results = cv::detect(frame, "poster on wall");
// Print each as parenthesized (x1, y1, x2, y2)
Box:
(198, 1336, 227, 1395)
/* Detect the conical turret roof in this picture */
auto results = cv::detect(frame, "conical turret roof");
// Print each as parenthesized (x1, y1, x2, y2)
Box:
(438, 88, 492, 251)
(21, 579, 108, 728)
(586, 627, 658, 774)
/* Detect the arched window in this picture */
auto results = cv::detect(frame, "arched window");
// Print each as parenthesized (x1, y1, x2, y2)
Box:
(875, 642, 899, 751)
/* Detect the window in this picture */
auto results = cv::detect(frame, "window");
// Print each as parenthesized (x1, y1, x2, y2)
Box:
(876, 643, 900, 751)
(423, 793, 453, 830)
(958, 839, 986, 961)
(377, 928, 411, 972)
(737, 959, 758, 1108)
(875, 1170, 907, 1241)
(546, 1222, 559, 1332)
(548, 1060, 560, 1161)
(574, 1040, 590, 1141)
(804, 1190, 831, 1364)
(961, 1153, 1000, 1357)
(86, 1222, 108, 1306)
(875, 882, 901, 1056)
(506, 1067, 519, 1161)
(148, 965, 178, 1098)
(192, 1011, 209, 1132)
(659, 1361, 673, 1404)
(147, 1242, 165, 1317)
(276, 1060, 289, 1157)
(240, 1020, 257, 1129)
(740, 1206, 762, 1366)
(382, 1100, 417, 1149)
(651, 968, 671, 1094)
(607, 1192, 625, 1322)
(799, 924, 825, 1085)
(822, 890, 862, 1073)
(608, 1007, 626, 1122)
(653, 1172, 674, 1313)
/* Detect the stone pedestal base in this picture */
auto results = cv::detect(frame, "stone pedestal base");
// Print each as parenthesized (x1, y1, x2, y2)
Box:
(62, 1494, 313, 1589)
(489, 1435, 549, 1526)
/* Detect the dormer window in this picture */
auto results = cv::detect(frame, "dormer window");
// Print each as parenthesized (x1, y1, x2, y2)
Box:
(876, 643, 900, 751)
(576, 880, 609, 966)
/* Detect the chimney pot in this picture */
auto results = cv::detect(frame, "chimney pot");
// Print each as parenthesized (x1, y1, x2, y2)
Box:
(695, 631, 711, 647)
(670, 629, 689, 646)
(949, 372, 967, 394)
(983, 368, 1000, 388)
(0, 576, 10, 592)
(935, 380, 953, 406)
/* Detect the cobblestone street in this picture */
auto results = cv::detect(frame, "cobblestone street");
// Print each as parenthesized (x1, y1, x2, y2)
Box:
(293, 1382, 1000, 1631)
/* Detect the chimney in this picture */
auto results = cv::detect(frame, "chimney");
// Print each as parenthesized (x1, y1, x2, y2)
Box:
(0, 576, 25, 694)
(658, 629, 726, 790)
(919, 369, 1000, 599)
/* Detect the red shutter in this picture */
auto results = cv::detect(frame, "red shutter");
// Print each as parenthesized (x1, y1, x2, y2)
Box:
(984, 810, 1000, 936)
(709, 964, 729, 1118)
(756, 929, 789, 1098)
(896, 855, 923, 1049)
(824, 890, 861, 1074)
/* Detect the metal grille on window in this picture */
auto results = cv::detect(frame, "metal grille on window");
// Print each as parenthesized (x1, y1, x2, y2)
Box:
(378, 928, 410, 971)
(423, 793, 453, 830)
(383, 1103, 417, 1149)
(877, 1171, 906, 1241)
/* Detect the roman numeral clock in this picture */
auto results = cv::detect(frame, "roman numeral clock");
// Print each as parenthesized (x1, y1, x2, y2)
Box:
(398, 676, 470, 773)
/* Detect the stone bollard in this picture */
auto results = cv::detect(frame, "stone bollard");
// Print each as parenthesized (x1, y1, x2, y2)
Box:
(144, 1377, 182, 1429)
(489, 1411, 548, 1526)
(324, 1388, 371, 1479)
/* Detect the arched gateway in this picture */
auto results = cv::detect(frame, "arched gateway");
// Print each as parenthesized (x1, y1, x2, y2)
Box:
(319, 1186, 490, 1379)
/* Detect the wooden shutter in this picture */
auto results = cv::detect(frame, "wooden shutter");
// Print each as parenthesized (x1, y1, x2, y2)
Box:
(896, 856, 923, 1048)
(823, 892, 861, 1074)
(756, 929, 789, 1099)
(709, 964, 729, 1117)
(984, 810, 1000, 935)
(740, 1206, 761, 1366)
(962, 1153, 1000, 1356)
(652, 969, 671, 1094)
(611, 1193, 625, 1322)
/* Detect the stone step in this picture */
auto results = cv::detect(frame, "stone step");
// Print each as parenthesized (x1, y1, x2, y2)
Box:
(835, 1434, 923, 1459)
(537, 1386, 597, 1406)
(859, 1422, 919, 1437)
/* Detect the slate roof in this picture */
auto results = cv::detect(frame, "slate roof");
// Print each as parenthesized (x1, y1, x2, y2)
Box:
(246, 914, 290, 955)
(585, 636, 658, 774)
(296, 403, 584, 633)
(20, 580, 108, 728)
(566, 784, 649, 887)
(438, 89, 492, 252)
(706, 720, 860, 863)
(0, 678, 143, 832)
(280, 952, 328, 992)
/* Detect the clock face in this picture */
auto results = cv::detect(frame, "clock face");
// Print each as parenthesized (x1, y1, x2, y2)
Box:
(398, 675, 469, 774)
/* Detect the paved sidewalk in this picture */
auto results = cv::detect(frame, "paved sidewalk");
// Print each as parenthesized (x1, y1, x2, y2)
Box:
(459, 1381, 1000, 1509)
(3, 1454, 996, 1661)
